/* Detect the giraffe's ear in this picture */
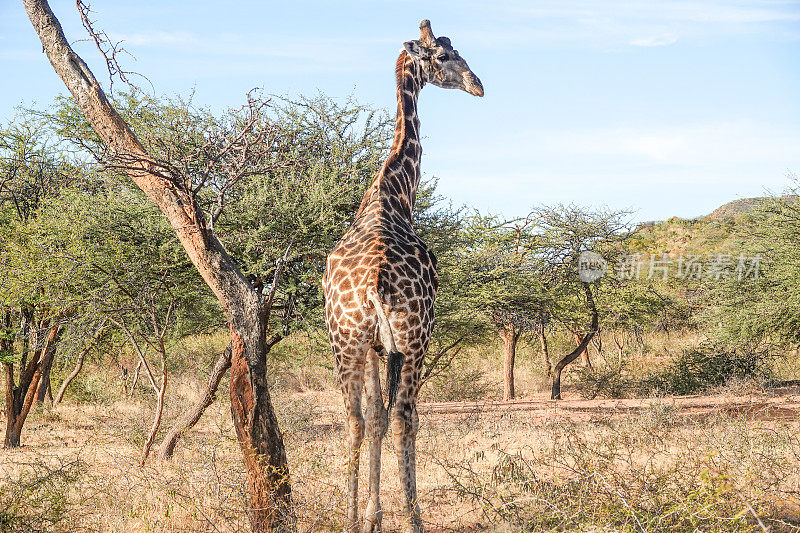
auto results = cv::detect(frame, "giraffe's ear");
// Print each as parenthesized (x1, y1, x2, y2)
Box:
(404, 40, 429, 59)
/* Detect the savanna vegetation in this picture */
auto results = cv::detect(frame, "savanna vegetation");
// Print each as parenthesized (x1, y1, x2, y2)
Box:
(2, 2, 799, 532)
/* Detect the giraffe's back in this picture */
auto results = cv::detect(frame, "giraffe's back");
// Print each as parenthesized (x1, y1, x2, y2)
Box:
(323, 203, 438, 366)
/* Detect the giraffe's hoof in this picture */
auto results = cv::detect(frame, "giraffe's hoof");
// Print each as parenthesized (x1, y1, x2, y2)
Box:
(362, 501, 382, 533)
(362, 522, 381, 533)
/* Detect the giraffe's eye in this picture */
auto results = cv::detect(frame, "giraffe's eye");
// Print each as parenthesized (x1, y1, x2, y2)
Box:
(436, 55, 447, 62)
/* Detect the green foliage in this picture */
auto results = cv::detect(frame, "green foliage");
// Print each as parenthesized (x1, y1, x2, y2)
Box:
(448, 213, 550, 334)
(599, 281, 670, 333)
(0, 324, 15, 363)
(414, 186, 490, 377)
(5, 91, 395, 365)
(218, 94, 393, 334)
(0, 349, 15, 364)
(643, 345, 772, 396)
(529, 205, 634, 330)
(700, 191, 800, 352)
(0, 116, 100, 314)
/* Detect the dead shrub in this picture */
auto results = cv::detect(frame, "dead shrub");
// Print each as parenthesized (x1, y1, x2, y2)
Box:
(0, 457, 88, 532)
(421, 367, 494, 402)
(431, 406, 800, 531)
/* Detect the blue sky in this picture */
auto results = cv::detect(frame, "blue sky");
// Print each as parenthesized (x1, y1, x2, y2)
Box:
(1, 0, 799, 222)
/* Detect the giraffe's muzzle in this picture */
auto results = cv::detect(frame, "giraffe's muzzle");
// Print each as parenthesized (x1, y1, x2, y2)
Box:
(464, 72, 484, 97)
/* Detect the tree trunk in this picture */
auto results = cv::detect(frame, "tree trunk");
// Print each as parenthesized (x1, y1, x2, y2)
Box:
(500, 324, 520, 401)
(129, 361, 141, 395)
(613, 331, 625, 360)
(552, 283, 599, 400)
(22, 1, 293, 527)
(592, 330, 603, 356)
(158, 344, 232, 459)
(574, 333, 592, 369)
(36, 372, 51, 404)
(19, 307, 32, 373)
(35, 324, 63, 404)
(3, 308, 21, 447)
(538, 325, 551, 377)
(4, 315, 61, 447)
(55, 325, 106, 404)
(3, 362, 21, 447)
(141, 340, 168, 465)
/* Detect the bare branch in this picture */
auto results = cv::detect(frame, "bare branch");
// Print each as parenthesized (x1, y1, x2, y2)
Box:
(75, 0, 149, 93)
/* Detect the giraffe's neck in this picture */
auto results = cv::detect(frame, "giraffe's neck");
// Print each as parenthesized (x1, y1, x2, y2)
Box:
(357, 50, 423, 222)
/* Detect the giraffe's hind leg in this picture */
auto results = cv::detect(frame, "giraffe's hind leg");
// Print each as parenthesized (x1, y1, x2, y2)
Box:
(362, 349, 388, 532)
(337, 353, 366, 532)
(391, 354, 425, 533)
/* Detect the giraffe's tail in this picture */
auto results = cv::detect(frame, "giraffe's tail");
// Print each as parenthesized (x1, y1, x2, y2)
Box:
(386, 350, 404, 412)
(366, 287, 405, 412)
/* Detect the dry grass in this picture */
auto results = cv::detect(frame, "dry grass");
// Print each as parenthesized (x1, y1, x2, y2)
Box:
(2, 329, 800, 531)
(427, 403, 800, 531)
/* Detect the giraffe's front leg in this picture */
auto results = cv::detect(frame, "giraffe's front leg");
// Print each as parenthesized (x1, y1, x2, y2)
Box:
(391, 395, 424, 533)
(362, 351, 388, 533)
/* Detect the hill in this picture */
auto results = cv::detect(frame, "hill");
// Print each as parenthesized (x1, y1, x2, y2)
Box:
(706, 196, 795, 220)
(629, 195, 800, 257)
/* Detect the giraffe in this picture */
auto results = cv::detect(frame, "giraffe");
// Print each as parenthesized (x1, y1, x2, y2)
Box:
(322, 19, 483, 533)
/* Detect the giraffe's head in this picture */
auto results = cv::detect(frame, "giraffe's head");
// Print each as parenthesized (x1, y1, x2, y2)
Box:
(403, 20, 484, 97)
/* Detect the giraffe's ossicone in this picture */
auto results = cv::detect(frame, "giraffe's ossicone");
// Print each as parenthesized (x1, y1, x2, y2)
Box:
(322, 19, 483, 533)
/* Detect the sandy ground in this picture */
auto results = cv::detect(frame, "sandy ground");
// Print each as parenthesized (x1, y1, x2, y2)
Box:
(3, 385, 799, 531)
(420, 387, 800, 420)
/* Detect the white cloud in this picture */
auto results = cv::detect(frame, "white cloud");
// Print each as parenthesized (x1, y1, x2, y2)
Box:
(108, 30, 392, 74)
(630, 34, 679, 47)
(474, 0, 800, 49)
(427, 121, 800, 196)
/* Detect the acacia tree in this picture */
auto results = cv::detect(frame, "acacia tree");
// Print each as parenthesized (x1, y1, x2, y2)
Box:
(33, 89, 392, 460)
(452, 214, 550, 400)
(402, 182, 487, 384)
(0, 308, 66, 446)
(155, 94, 392, 458)
(54, 179, 221, 463)
(599, 282, 667, 361)
(702, 186, 799, 351)
(0, 117, 91, 446)
(525, 205, 630, 400)
(53, 318, 108, 404)
(23, 1, 293, 527)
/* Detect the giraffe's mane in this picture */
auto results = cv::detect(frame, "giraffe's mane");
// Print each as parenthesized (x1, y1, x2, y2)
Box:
(386, 50, 413, 167)
(353, 50, 417, 219)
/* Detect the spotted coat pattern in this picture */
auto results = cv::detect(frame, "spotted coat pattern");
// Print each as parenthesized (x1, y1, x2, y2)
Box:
(322, 20, 482, 533)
